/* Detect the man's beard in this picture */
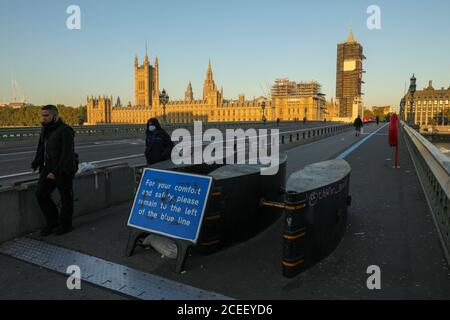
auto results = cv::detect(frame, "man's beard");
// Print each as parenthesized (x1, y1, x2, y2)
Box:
(42, 118, 56, 128)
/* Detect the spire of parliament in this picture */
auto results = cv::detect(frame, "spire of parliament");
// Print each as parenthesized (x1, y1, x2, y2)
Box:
(206, 59, 213, 80)
(347, 25, 356, 43)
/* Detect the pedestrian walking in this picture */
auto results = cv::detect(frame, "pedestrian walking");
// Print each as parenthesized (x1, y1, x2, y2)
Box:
(144, 118, 174, 166)
(32, 105, 78, 236)
(354, 115, 364, 137)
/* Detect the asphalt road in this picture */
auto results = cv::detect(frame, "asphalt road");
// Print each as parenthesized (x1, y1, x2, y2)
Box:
(0, 122, 333, 185)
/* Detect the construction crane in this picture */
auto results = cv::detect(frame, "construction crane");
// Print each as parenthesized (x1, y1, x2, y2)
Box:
(12, 80, 26, 103)
(11, 77, 17, 102)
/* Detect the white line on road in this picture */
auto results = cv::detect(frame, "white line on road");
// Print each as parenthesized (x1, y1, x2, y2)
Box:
(0, 155, 146, 179)
(90, 154, 144, 164)
(0, 171, 36, 179)
(336, 123, 389, 160)
(0, 150, 38, 157)
(362, 133, 388, 136)
(0, 141, 145, 157)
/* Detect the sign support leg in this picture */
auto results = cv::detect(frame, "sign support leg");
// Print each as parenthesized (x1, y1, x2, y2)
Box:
(125, 229, 146, 257)
(174, 240, 191, 273)
(395, 144, 399, 168)
(393, 144, 400, 169)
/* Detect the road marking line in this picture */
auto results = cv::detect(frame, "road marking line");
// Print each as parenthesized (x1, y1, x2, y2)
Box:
(362, 133, 388, 136)
(336, 123, 389, 160)
(0, 151, 36, 157)
(0, 171, 35, 179)
(90, 154, 143, 164)
(0, 141, 144, 157)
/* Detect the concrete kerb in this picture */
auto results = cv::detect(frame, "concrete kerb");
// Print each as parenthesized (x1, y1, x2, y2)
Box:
(0, 165, 138, 244)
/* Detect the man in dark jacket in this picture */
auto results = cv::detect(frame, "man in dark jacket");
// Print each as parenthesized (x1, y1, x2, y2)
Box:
(31, 105, 77, 236)
(354, 115, 364, 137)
(145, 118, 173, 165)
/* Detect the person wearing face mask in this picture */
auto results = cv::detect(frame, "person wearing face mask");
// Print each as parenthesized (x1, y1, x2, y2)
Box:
(144, 118, 174, 166)
(31, 105, 78, 236)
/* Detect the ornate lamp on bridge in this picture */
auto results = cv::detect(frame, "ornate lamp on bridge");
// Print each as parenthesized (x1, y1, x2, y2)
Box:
(408, 74, 417, 126)
(400, 97, 406, 122)
(261, 101, 266, 122)
(159, 89, 169, 125)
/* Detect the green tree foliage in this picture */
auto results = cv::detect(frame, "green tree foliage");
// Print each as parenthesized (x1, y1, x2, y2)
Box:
(0, 105, 87, 127)
(363, 109, 374, 117)
(372, 109, 386, 120)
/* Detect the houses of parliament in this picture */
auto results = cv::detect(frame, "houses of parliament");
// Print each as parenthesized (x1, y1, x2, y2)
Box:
(86, 54, 330, 124)
(86, 30, 363, 125)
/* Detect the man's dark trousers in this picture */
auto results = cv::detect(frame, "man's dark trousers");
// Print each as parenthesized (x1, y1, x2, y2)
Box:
(36, 167, 74, 228)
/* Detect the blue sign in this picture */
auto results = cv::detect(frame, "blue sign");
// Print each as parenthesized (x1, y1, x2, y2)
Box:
(127, 168, 213, 244)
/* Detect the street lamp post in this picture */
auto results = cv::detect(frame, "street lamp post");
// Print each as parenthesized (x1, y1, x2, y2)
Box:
(159, 89, 169, 125)
(400, 97, 406, 122)
(318, 93, 326, 121)
(408, 74, 417, 126)
(261, 101, 266, 123)
(313, 97, 318, 121)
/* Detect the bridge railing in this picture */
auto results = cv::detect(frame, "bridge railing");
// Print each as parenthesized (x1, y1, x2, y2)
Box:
(402, 122, 450, 262)
(0, 121, 330, 143)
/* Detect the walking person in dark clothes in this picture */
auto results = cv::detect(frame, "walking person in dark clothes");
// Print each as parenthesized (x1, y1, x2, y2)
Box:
(376, 115, 380, 126)
(353, 115, 364, 137)
(31, 105, 77, 236)
(145, 118, 174, 166)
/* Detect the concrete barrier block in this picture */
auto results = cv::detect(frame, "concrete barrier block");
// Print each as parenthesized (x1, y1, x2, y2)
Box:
(1, 181, 62, 243)
(283, 159, 351, 277)
(200, 154, 288, 252)
(73, 171, 108, 216)
(16, 181, 47, 234)
(105, 165, 136, 206)
(0, 187, 21, 243)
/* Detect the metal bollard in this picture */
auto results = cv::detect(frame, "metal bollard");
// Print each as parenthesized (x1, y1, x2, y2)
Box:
(282, 191, 308, 278)
(198, 187, 224, 254)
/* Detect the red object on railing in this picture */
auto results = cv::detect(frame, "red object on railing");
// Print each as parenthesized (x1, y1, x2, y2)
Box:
(389, 114, 399, 168)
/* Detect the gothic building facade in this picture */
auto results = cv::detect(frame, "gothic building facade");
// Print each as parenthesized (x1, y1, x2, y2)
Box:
(86, 53, 326, 125)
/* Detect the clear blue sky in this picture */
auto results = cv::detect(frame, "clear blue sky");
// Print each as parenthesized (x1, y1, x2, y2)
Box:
(1, 0, 449, 109)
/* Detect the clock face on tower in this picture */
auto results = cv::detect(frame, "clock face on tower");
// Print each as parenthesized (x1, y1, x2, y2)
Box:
(343, 59, 357, 72)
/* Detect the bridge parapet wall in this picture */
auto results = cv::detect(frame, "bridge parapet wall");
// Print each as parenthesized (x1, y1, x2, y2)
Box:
(402, 122, 450, 263)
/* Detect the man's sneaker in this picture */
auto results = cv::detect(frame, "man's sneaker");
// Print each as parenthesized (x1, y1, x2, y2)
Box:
(54, 226, 74, 236)
(40, 224, 59, 237)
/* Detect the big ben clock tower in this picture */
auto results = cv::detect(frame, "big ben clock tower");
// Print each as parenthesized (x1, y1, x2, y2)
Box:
(336, 27, 366, 118)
